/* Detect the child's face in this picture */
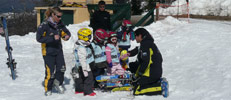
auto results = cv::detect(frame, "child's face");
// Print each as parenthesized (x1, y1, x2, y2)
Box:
(111, 36, 117, 43)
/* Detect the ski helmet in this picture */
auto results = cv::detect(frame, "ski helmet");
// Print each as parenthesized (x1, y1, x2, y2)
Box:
(108, 31, 117, 43)
(78, 28, 92, 41)
(94, 29, 108, 43)
(120, 50, 128, 61)
(122, 20, 132, 27)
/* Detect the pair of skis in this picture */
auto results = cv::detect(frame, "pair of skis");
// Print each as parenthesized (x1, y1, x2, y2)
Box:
(1, 17, 17, 80)
(96, 73, 133, 92)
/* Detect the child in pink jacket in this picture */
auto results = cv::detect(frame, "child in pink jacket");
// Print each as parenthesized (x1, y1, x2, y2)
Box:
(105, 31, 125, 75)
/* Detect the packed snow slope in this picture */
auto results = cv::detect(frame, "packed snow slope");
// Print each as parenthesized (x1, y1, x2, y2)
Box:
(0, 17, 231, 100)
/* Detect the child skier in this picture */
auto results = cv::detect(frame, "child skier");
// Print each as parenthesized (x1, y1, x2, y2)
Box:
(71, 28, 96, 96)
(105, 31, 125, 75)
(117, 20, 135, 69)
(90, 28, 109, 88)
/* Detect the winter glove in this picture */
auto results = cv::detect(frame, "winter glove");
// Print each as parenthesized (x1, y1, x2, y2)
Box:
(120, 53, 130, 60)
(132, 76, 140, 87)
(63, 35, 70, 41)
(83, 70, 88, 77)
(137, 72, 143, 77)
(109, 62, 113, 68)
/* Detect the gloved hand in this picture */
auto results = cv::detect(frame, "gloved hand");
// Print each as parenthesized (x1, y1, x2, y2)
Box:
(109, 63, 113, 68)
(63, 35, 70, 41)
(120, 53, 130, 60)
(132, 76, 141, 86)
(83, 70, 88, 77)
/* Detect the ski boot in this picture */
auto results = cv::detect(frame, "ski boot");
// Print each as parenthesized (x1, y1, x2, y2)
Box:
(53, 79, 65, 94)
(160, 77, 169, 98)
(45, 91, 52, 96)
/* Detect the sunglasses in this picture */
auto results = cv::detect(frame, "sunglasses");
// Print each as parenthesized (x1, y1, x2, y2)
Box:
(55, 14, 62, 18)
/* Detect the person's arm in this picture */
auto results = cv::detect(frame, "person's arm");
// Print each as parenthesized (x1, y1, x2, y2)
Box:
(90, 12, 97, 30)
(105, 46, 113, 67)
(128, 47, 139, 57)
(78, 47, 90, 71)
(36, 22, 55, 43)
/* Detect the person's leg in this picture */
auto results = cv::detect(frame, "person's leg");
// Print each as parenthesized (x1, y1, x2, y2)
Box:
(74, 67, 84, 93)
(83, 71, 94, 95)
(43, 55, 55, 92)
(114, 64, 125, 75)
(134, 81, 162, 96)
(55, 51, 66, 85)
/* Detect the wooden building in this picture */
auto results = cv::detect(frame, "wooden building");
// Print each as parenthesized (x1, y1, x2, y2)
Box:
(35, 0, 113, 26)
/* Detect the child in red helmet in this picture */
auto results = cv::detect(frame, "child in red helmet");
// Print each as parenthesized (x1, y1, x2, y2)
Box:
(117, 20, 135, 70)
(90, 28, 109, 88)
(105, 31, 125, 75)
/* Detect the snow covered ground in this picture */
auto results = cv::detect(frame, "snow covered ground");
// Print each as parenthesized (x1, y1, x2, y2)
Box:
(1, 17, 231, 100)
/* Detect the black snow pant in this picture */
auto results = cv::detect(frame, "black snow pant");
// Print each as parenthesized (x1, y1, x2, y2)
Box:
(129, 62, 162, 96)
(43, 52, 66, 92)
(133, 81, 162, 96)
(91, 61, 108, 88)
(74, 67, 94, 95)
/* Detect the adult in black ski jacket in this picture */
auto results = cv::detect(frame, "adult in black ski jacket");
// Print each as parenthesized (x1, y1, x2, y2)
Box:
(128, 28, 163, 95)
(90, 1, 111, 32)
(36, 7, 71, 96)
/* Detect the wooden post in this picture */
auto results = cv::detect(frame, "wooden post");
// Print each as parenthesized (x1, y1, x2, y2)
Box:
(156, 2, 159, 22)
(36, 9, 41, 27)
(187, 2, 190, 23)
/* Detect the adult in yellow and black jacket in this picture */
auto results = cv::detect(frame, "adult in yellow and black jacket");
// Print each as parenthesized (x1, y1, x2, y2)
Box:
(36, 7, 71, 96)
(128, 28, 163, 96)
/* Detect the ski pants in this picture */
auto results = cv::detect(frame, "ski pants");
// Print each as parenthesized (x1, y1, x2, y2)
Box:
(74, 67, 94, 95)
(91, 62, 108, 88)
(133, 81, 162, 96)
(107, 63, 125, 75)
(43, 52, 66, 92)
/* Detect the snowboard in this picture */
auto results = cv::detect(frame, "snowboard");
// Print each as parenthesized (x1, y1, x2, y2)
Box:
(1, 17, 17, 80)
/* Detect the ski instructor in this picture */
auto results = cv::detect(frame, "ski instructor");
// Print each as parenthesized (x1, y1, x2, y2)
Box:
(128, 28, 163, 95)
(36, 7, 71, 96)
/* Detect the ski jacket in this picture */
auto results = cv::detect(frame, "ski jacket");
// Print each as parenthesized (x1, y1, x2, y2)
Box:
(117, 26, 135, 48)
(74, 40, 94, 72)
(105, 43, 120, 64)
(36, 19, 71, 56)
(90, 10, 111, 32)
(91, 41, 107, 63)
(129, 33, 163, 84)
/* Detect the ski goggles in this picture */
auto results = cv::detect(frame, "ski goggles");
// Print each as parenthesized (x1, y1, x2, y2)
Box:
(110, 37, 117, 43)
